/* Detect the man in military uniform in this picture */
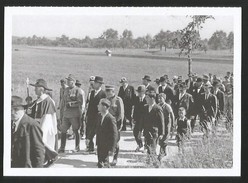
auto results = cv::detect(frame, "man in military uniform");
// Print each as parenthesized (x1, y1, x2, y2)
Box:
(105, 85, 124, 166)
(118, 77, 135, 131)
(58, 74, 84, 153)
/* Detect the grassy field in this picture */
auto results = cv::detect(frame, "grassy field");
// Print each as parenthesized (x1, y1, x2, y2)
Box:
(11, 45, 233, 168)
(12, 45, 233, 106)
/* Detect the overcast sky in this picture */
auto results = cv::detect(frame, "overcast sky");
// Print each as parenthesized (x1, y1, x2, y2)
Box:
(12, 15, 233, 39)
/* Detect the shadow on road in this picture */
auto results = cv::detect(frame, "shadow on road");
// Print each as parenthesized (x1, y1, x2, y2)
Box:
(55, 158, 97, 168)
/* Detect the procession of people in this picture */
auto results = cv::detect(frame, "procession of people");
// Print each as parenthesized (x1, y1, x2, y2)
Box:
(11, 71, 233, 168)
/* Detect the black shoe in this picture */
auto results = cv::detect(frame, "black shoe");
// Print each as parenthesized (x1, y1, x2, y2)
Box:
(43, 159, 55, 168)
(58, 148, 65, 153)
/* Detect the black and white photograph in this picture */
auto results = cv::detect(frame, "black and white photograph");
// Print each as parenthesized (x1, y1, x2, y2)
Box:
(4, 7, 241, 176)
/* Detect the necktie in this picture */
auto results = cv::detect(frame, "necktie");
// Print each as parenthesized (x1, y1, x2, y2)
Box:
(11, 121, 16, 134)
(90, 90, 95, 100)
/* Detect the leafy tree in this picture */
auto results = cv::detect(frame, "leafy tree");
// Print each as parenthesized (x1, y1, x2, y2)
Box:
(143, 34, 152, 50)
(208, 30, 227, 50)
(227, 31, 234, 52)
(179, 15, 215, 75)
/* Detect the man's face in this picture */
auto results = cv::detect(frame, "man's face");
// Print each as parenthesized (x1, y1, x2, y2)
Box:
(196, 81, 202, 88)
(157, 95, 165, 104)
(137, 91, 145, 98)
(121, 82, 127, 87)
(145, 94, 153, 105)
(93, 82, 101, 90)
(11, 107, 24, 121)
(179, 86, 186, 94)
(35, 86, 43, 96)
(105, 90, 115, 98)
(89, 81, 94, 88)
(161, 81, 166, 86)
(67, 80, 75, 88)
(173, 79, 178, 83)
(203, 79, 208, 84)
(142, 79, 148, 86)
(61, 82, 66, 88)
(97, 101, 105, 113)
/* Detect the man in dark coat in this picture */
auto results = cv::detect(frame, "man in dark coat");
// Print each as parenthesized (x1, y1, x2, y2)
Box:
(191, 77, 205, 132)
(142, 75, 155, 91)
(118, 77, 135, 131)
(85, 76, 106, 152)
(139, 90, 165, 163)
(96, 98, 118, 168)
(157, 76, 175, 105)
(132, 85, 147, 152)
(199, 83, 217, 137)
(212, 81, 225, 125)
(11, 96, 45, 168)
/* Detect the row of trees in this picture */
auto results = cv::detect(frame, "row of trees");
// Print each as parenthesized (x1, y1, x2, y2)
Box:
(12, 29, 233, 51)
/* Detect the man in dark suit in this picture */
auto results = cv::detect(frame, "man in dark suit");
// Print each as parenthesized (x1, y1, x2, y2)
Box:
(132, 85, 147, 152)
(85, 76, 106, 152)
(157, 76, 175, 105)
(11, 96, 45, 168)
(118, 77, 135, 131)
(191, 77, 205, 132)
(212, 81, 225, 125)
(142, 75, 155, 91)
(139, 90, 165, 163)
(174, 82, 194, 119)
(199, 83, 218, 137)
(96, 98, 118, 168)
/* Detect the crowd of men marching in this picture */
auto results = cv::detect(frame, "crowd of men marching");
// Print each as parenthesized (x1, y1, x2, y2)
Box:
(11, 71, 233, 168)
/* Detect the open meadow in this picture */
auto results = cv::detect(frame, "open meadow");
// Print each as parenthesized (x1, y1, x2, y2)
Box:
(11, 45, 233, 107)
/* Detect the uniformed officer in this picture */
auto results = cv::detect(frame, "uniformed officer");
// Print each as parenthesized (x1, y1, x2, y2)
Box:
(105, 85, 124, 166)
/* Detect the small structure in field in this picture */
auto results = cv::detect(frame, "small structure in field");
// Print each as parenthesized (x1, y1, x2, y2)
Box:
(105, 49, 112, 56)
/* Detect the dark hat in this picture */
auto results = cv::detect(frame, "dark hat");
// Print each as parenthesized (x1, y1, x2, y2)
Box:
(60, 79, 66, 83)
(203, 82, 213, 88)
(212, 81, 220, 87)
(136, 85, 146, 93)
(164, 74, 168, 79)
(224, 75, 229, 79)
(142, 75, 151, 81)
(196, 77, 203, 82)
(105, 85, 115, 91)
(11, 96, 26, 108)
(178, 82, 187, 89)
(65, 74, 76, 82)
(100, 98, 111, 108)
(75, 80, 81, 86)
(89, 76, 95, 82)
(119, 77, 128, 83)
(159, 76, 166, 82)
(94, 76, 104, 84)
(154, 78, 160, 84)
(30, 79, 52, 91)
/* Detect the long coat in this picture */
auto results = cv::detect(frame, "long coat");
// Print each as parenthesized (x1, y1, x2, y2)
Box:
(200, 93, 218, 118)
(118, 85, 135, 118)
(11, 114, 45, 168)
(191, 86, 205, 115)
(174, 92, 194, 118)
(96, 113, 118, 154)
(139, 104, 165, 138)
(214, 90, 225, 113)
(133, 96, 147, 123)
(158, 85, 175, 105)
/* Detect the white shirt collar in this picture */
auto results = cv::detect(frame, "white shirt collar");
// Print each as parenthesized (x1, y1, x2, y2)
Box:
(148, 103, 155, 112)
(179, 116, 186, 121)
(162, 83, 167, 89)
(36, 93, 48, 104)
(145, 84, 150, 88)
(123, 84, 128, 90)
(13, 112, 25, 132)
(94, 88, 102, 96)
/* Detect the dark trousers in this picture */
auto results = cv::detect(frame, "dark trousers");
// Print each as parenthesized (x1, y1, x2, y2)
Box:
(80, 114, 86, 136)
(86, 119, 97, 151)
(133, 122, 143, 148)
(97, 147, 110, 168)
(144, 133, 158, 155)
(113, 131, 120, 160)
(60, 130, 80, 150)
(122, 105, 132, 130)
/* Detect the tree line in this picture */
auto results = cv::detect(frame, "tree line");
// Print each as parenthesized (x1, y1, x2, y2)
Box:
(12, 29, 234, 52)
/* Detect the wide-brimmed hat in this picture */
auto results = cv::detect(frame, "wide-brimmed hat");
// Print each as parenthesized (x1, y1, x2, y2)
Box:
(75, 80, 81, 86)
(119, 77, 128, 83)
(136, 85, 146, 93)
(203, 74, 209, 80)
(212, 81, 220, 87)
(142, 75, 151, 81)
(203, 82, 213, 88)
(65, 74, 76, 82)
(94, 76, 104, 84)
(196, 77, 203, 82)
(30, 79, 52, 91)
(11, 96, 26, 108)
(105, 85, 115, 91)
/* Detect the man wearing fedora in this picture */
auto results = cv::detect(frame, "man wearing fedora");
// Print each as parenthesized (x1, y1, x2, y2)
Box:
(157, 76, 175, 106)
(96, 98, 118, 168)
(199, 83, 217, 138)
(85, 76, 106, 152)
(142, 75, 155, 92)
(75, 80, 86, 139)
(58, 74, 84, 153)
(29, 79, 58, 167)
(11, 96, 45, 168)
(118, 77, 135, 131)
(132, 85, 147, 152)
(105, 85, 124, 166)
